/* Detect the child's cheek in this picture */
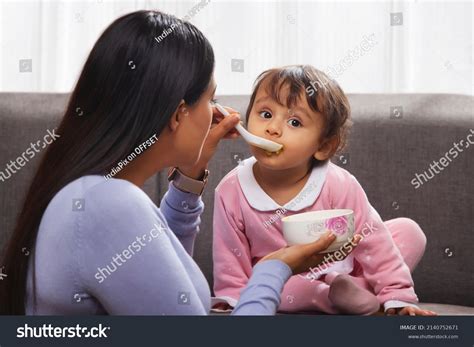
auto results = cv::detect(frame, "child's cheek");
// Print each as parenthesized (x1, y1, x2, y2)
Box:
(246, 116, 257, 133)
(279, 135, 312, 159)
(247, 113, 267, 133)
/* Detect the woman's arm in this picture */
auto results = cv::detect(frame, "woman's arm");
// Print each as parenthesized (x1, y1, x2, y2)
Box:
(76, 179, 209, 315)
(160, 182, 204, 255)
(231, 260, 292, 315)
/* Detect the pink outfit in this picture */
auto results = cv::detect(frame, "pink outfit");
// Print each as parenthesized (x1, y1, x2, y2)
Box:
(212, 157, 426, 313)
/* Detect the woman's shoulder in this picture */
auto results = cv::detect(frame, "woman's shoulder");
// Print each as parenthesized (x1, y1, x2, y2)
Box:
(84, 177, 163, 227)
(44, 175, 159, 227)
(55, 175, 169, 252)
(84, 176, 153, 205)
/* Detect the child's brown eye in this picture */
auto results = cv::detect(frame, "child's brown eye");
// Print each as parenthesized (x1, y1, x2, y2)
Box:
(288, 119, 301, 127)
(259, 111, 272, 119)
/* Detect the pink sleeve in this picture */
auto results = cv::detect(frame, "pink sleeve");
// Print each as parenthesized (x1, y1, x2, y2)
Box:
(330, 170, 418, 305)
(212, 187, 253, 305)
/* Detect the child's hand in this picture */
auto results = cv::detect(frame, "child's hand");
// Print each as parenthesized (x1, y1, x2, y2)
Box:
(258, 232, 362, 275)
(386, 306, 437, 316)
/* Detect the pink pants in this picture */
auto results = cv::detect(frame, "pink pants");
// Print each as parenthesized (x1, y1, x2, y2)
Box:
(278, 218, 427, 313)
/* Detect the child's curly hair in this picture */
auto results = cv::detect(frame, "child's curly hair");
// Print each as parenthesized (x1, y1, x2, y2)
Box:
(245, 65, 352, 164)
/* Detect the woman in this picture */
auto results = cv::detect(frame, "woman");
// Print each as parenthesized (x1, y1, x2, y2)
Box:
(0, 10, 356, 315)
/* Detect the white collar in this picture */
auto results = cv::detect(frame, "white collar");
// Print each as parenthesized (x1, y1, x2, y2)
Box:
(237, 157, 328, 212)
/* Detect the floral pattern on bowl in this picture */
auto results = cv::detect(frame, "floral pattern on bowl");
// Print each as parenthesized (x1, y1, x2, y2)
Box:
(306, 220, 326, 236)
(325, 216, 348, 235)
(306, 215, 351, 237)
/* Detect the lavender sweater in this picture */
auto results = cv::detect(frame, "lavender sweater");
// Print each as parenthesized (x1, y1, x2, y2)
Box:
(25, 175, 291, 315)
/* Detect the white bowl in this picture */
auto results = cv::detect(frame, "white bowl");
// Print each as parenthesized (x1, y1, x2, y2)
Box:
(281, 209, 354, 253)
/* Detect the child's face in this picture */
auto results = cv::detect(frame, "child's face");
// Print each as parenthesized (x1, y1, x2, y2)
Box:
(247, 83, 325, 170)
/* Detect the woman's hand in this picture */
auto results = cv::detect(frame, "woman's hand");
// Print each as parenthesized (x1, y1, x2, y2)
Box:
(386, 306, 437, 316)
(179, 106, 240, 179)
(258, 232, 362, 275)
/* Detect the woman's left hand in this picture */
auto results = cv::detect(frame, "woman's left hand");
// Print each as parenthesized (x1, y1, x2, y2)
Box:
(179, 106, 241, 179)
(386, 306, 437, 316)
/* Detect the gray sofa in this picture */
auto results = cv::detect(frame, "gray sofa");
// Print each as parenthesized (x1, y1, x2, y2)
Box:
(1, 93, 473, 315)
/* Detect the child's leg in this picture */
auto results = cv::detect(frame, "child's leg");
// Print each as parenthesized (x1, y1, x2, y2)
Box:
(324, 272, 380, 315)
(278, 275, 338, 314)
(322, 218, 426, 314)
(384, 217, 427, 272)
(326, 217, 426, 287)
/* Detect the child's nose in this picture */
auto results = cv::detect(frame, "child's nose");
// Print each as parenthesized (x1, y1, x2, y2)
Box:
(265, 120, 282, 137)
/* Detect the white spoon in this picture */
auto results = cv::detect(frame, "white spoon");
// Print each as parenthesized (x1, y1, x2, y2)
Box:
(214, 103, 283, 153)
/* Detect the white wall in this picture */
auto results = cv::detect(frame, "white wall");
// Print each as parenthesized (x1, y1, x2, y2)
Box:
(0, 0, 472, 95)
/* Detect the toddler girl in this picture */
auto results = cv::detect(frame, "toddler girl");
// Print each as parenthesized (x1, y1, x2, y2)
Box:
(212, 65, 436, 315)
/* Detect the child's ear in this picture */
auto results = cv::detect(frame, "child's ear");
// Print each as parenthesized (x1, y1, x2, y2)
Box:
(168, 100, 188, 132)
(314, 135, 340, 161)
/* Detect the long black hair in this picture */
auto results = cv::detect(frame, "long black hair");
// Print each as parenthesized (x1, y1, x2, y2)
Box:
(0, 10, 214, 314)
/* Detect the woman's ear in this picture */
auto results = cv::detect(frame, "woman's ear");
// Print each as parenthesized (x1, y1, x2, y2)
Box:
(168, 100, 188, 132)
(314, 135, 340, 161)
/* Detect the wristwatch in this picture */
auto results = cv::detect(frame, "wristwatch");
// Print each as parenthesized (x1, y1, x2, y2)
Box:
(167, 167, 209, 196)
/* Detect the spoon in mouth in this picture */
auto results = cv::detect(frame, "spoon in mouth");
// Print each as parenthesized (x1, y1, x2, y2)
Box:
(214, 103, 284, 153)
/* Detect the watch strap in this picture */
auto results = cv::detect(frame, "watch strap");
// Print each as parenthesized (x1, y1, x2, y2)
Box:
(168, 168, 209, 195)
